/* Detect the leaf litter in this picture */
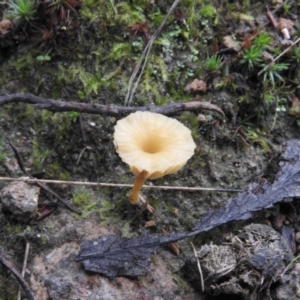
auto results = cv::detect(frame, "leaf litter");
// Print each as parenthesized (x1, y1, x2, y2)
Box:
(76, 139, 300, 279)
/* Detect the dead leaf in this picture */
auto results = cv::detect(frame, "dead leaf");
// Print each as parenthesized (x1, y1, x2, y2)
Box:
(167, 242, 180, 255)
(185, 79, 207, 93)
(76, 232, 189, 279)
(0, 19, 13, 35)
(145, 220, 156, 227)
(223, 35, 241, 52)
(291, 96, 298, 108)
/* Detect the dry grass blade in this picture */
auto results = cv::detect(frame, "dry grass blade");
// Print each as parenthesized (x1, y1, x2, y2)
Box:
(124, 0, 180, 105)
(17, 242, 30, 300)
(191, 242, 204, 292)
(0, 177, 243, 193)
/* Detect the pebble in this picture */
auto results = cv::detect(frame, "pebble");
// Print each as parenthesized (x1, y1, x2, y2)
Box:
(295, 232, 300, 244)
(0, 181, 40, 222)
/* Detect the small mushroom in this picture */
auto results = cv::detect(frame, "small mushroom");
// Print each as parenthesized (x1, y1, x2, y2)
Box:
(277, 18, 294, 39)
(114, 111, 196, 204)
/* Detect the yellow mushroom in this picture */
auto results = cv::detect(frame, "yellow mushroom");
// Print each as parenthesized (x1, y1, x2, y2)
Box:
(113, 111, 196, 204)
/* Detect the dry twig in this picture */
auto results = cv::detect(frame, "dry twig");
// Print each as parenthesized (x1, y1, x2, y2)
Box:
(0, 93, 224, 117)
(0, 177, 243, 193)
(17, 242, 30, 300)
(258, 37, 300, 77)
(191, 242, 204, 292)
(0, 249, 34, 300)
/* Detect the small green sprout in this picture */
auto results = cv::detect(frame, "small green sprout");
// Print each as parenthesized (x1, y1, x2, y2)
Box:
(7, 0, 37, 23)
(205, 54, 222, 71)
(246, 129, 271, 153)
(292, 47, 300, 65)
(281, 2, 292, 16)
(253, 33, 273, 49)
(239, 46, 262, 70)
(36, 55, 51, 62)
(199, 5, 215, 18)
(260, 62, 289, 84)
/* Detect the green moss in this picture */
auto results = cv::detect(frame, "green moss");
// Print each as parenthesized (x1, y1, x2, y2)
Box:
(148, 197, 159, 210)
(246, 129, 271, 154)
(72, 187, 97, 218)
(31, 138, 52, 171)
(80, 0, 118, 24)
(205, 54, 222, 71)
(4, 104, 35, 124)
(5, 224, 25, 235)
(47, 161, 70, 180)
(97, 199, 115, 222)
(199, 5, 215, 17)
(0, 275, 18, 300)
(166, 204, 178, 215)
(6, 0, 37, 24)
(119, 221, 137, 238)
(180, 112, 200, 140)
(38, 234, 49, 245)
(0, 137, 9, 162)
(116, 2, 146, 25)
(73, 187, 93, 206)
(4, 52, 35, 79)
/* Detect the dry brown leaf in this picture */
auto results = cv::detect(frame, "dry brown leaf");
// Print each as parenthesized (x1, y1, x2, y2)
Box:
(167, 242, 180, 255)
(0, 19, 13, 35)
(291, 96, 299, 108)
(185, 79, 207, 93)
(144, 220, 156, 227)
(223, 35, 241, 51)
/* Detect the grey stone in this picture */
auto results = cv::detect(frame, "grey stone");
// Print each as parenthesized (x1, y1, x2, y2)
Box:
(0, 181, 40, 222)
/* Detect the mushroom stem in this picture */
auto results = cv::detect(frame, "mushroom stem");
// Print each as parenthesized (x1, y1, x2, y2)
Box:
(129, 171, 147, 204)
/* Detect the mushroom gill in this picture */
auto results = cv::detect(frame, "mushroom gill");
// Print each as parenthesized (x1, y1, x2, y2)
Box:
(114, 111, 196, 204)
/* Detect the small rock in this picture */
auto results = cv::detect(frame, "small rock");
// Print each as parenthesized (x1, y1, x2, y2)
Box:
(110, 117, 116, 124)
(295, 232, 300, 243)
(0, 181, 40, 222)
(223, 35, 241, 52)
(197, 114, 207, 123)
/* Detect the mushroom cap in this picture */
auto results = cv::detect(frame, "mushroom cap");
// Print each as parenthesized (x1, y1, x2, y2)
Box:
(114, 111, 196, 180)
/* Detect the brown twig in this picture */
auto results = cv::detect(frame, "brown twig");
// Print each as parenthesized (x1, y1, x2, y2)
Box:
(17, 242, 30, 300)
(0, 93, 225, 117)
(266, 6, 278, 28)
(258, 36, 300, 77)
(0, 249, 35, 300)
(139, 194, 155, 214)
(35, 180, 81, 215)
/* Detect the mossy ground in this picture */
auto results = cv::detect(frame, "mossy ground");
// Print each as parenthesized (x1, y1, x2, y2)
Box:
(0, 0, 300, 298)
